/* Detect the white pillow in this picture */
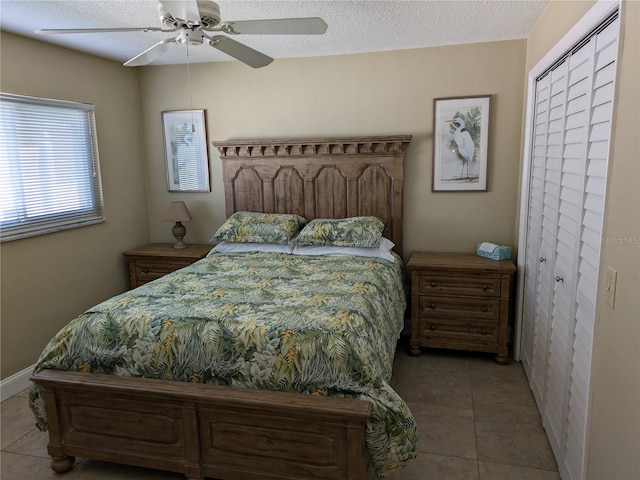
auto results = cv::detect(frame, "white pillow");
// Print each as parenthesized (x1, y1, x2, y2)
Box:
(209, 241, 292, 256)
(292, 237, 396, 262)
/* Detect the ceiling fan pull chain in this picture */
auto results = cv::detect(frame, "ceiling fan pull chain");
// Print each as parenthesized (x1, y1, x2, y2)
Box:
(185, 37, 195, 132)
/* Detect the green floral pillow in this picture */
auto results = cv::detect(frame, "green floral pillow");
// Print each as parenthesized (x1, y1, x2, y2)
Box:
(212, 211, 307, 244)
(293, 216, 386, 248)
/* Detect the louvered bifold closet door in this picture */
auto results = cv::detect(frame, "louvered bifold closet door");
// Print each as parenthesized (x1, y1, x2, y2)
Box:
(543, 57, 572, 461)
(519, 73, 550, 386)
(521, 69, 564, 412)
(562, 16, 619, 480)
(521, 12, 619, 480)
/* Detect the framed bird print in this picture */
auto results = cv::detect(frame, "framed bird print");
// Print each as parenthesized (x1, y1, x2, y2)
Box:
(432, 95, 491, 191)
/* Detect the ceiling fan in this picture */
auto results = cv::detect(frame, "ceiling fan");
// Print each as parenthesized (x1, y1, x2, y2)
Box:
(36, 0, 328, 68)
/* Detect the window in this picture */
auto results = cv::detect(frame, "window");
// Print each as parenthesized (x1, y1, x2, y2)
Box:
(0, 93, 104, 242)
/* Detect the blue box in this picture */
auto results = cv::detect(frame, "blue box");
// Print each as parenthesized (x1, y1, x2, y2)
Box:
(476, 243, 512, 261)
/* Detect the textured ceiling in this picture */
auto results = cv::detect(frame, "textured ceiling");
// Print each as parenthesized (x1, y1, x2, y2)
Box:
(0, 0, 550, 67)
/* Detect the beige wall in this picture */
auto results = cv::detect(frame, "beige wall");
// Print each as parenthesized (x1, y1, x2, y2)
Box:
(0, 33, 150, 378)
(524, 1, 640, 478)
(137, 40, 526, 258)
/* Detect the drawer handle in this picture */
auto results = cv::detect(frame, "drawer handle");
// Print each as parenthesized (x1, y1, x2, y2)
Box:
(429, 325, 436, 331)
(482, 306, 488, 312)
(482, 284, 490, 290)
(429, 303, 436, 309)
(142, 268, 150, 273)
(481, 329, 488, 335)
(430, 281, 437, 287)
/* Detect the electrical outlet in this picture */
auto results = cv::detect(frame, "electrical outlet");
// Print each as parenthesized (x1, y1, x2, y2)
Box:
(605, 267, 617, 309)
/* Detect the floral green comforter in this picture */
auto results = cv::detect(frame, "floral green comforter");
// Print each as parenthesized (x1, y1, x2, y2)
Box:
(30, 251, 417, 476)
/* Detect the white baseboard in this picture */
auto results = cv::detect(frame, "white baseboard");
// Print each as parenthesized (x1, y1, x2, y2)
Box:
(1, 364, 35, 402)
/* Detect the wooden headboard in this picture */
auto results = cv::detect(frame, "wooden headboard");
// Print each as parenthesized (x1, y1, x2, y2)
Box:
(212, 135, 411, 257)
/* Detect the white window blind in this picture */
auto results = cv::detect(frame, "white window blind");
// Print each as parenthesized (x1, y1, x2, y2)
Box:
(0, 93, 104, 242)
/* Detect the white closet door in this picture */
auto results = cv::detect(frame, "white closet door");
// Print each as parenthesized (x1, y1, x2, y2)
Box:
(525, 59, 569, 414)
(542, 58, 572, 457)
(519, 11, 619, 480)
(563, 17, 619, 479)
(520, 73, 550, 382)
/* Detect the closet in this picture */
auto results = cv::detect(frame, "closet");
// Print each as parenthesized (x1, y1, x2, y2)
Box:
(518, 8, 619, 480)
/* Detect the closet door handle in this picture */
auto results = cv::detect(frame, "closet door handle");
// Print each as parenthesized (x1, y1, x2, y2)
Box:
(555, 276, 564, 283)
(540, 257, 546, 263)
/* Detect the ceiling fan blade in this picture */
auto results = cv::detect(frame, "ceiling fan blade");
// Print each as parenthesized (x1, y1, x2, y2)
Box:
(37, 27, 165, 34)
(222, 17, 328, 35)
(160, 0, 201, 24)
(207, 36, 273, 68)
(124, 39, 176, 67)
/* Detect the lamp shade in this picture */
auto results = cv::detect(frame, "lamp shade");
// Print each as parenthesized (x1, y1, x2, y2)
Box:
(164, 201, 192, 222)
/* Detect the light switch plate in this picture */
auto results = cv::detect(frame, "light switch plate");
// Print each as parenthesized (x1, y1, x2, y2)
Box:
(605, 267, 617, 309)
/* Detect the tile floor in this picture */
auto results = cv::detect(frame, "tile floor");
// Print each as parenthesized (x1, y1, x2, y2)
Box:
(1, 339, 559, 479)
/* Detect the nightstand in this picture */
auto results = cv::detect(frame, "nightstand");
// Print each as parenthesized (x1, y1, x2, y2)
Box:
(122, 243, 213, 289)
(407, 252, 516, 364)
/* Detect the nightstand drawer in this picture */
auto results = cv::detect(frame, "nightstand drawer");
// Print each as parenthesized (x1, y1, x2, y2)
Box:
(418, 275, 500, 297)
(418, 318, 498, 343)
(123, 244, 212, 289)
(134, 260, 192, 282)
(417, 295, 500, 320)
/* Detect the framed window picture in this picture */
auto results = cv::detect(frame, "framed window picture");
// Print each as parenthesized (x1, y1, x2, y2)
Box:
(432, 95, 491, 191)
(162, 109, 210, 192)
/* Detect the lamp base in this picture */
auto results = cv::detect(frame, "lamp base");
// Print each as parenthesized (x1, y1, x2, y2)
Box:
(172, 222, 187, 249)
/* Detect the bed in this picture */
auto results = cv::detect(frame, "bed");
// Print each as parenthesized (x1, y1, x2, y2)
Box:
(29, 135, 415, 480)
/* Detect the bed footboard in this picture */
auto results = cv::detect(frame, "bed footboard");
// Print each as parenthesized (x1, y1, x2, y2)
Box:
(31, 370, 372, 480)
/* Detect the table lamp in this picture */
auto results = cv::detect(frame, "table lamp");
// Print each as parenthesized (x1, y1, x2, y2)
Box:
(164, 201, 192, 248)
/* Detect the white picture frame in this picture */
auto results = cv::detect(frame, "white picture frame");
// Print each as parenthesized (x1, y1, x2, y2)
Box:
(432, 95, 491, 192)
(162, 109, 210, 192)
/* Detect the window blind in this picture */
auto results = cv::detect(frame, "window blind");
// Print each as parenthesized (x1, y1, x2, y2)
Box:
(0, 93, 104, 242)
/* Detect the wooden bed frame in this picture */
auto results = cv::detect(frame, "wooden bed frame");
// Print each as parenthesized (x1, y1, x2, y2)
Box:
(215, 135, 409, 256)
(31, 135, 411, 480)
